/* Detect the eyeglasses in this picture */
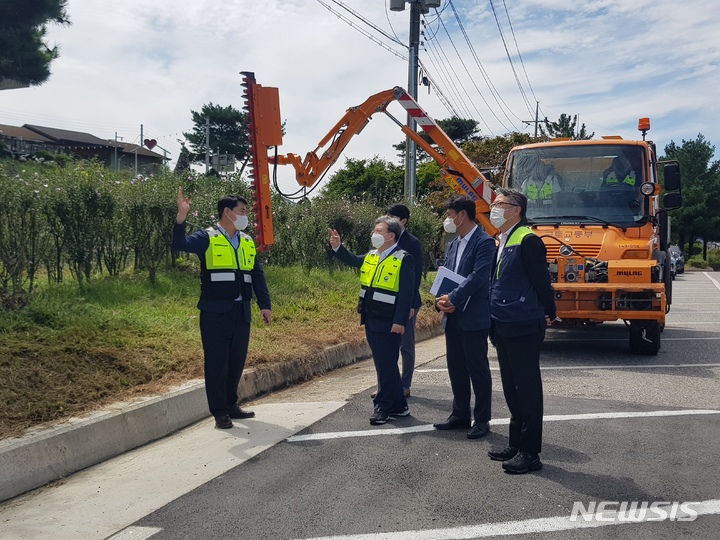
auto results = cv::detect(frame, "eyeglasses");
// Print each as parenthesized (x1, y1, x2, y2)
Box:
(490, 202, 519, 209)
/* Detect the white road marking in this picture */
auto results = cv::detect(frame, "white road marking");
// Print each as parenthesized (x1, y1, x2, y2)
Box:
(0, 402, 345, 540)
(703, 272, 720, 290)
(286, 409, 720, 442)
(296, 499, 720, 539)
(106, 527, 163, 540)
(417, 363, 720, 373)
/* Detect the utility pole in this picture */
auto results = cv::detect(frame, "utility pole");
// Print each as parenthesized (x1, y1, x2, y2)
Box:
(114, 132, 123, 172)
(205, 118, 210, 174)
(522, 101, 541, 137)
(391, 0, 439, 205)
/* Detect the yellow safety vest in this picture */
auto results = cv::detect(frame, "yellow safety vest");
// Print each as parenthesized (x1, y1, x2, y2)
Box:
(201, 228, 256, 301)
(606, 171, 636, 186)
(358, 250, 407, 318)
(205, 232, 256, 271)
(526, 182, 553, 200)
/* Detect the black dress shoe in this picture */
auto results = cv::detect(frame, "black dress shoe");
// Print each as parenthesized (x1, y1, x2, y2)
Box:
(215, 415, 233, 429)
(229, 406, 255, 419)
(502, 452, 542, 474)
(433, 415, 471, 430)
(488, 446, 518, 461)
(467, 421, 490, 439)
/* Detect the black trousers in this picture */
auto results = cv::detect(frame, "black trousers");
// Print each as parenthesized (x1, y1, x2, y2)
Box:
(199, 303, 250, 418)
(366, 326, 406, 413)
(444, 315, 491, 423)
(493, 318, 545, 454)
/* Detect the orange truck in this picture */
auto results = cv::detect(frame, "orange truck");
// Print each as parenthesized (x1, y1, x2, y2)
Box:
(241, 72, 682, 355)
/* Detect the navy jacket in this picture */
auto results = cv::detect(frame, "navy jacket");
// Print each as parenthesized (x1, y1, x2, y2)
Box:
(442, 226, 496, 332)
(172, 222, 271, 321)
(490, 223, 556, 333)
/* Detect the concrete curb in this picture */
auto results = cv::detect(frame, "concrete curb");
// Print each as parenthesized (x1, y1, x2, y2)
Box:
(0, 324, 443, 503)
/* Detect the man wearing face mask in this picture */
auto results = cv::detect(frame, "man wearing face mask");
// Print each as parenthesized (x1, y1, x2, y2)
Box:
(487, 188, 556, 474)
(330, 204, 423, 399)
(330, 216, 415, 425)
(172, 188, 272, 430)
(434, 196, 496, 439)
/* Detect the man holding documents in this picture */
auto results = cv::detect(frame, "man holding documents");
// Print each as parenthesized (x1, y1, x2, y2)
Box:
(433, 196, 496, 439)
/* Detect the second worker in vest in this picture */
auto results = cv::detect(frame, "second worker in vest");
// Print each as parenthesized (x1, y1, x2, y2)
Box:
(172, 188, 272, 430)
(329, 216, 415, 425)
(487, 188, 557, 474)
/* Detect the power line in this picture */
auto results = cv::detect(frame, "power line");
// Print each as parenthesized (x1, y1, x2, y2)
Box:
(445, 0, 520, 130)
(422, 26, 476, 122)
(314, 0, 408, 61)
(487, 0, 534, 116)
(327, 0, 405, 48)
(501, 0, 538, 103)
(436, 6, 513, 133)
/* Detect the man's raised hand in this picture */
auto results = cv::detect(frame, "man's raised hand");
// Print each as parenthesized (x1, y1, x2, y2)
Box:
(176, 187, 190, 223)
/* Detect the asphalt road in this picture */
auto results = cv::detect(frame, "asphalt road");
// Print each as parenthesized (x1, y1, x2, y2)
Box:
(3, 271, 720, 540)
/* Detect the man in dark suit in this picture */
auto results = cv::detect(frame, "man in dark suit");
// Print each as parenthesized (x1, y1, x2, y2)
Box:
(329, 216, 415, 425)
(329, 203, 423, 398)
(172, 188, 272, 430)
(487, 188, 557, 474)
(434, 196, 496, 439)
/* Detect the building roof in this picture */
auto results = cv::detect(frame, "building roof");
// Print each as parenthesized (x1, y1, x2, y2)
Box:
(24, 125, 113, 146)
(0, 124, 54, 143)
(112, 141, 168, 159)
(0, 122, 166, 160)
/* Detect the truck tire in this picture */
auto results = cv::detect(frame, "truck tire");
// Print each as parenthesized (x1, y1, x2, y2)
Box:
(629, 320, 661, 355)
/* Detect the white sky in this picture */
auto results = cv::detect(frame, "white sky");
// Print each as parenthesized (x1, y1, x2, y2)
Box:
(2, 0, 718, 194)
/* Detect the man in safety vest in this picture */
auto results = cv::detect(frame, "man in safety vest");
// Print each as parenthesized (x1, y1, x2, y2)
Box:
(329, 216, 415, 425)
(172, 188, 271, 430)
(514, 153, 562, 210)
(487, 188, 557, 474)
(602, 154, 637, 188)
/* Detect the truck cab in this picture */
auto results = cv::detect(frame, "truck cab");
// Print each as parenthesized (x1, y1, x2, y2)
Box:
(504, 135, 682, 355)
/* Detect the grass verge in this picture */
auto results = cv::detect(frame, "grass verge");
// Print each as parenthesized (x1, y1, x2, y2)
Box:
(0, 265, 440, 438)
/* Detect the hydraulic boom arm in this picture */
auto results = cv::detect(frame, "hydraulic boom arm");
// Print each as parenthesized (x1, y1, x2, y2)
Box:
(241, 72, 498, 250)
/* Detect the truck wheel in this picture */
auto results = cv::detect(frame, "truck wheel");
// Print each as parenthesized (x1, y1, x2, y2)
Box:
(629, 321, 661, 355)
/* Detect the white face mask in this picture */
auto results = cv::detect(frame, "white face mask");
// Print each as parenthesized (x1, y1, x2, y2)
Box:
(489, 207, 507, 228)
(370, 233, 386, 249)
(443, 216, 457, 234)
(231, 213, 248, 231)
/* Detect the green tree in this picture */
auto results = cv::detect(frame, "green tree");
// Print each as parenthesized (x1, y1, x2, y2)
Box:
(0, 0, 70, 88)
(393, 117, 480, 161)
(182, 103, 249, 167)
(321, 157, 405, 207)
(540, 113, 594, 140)
(661, 134, 720, 258)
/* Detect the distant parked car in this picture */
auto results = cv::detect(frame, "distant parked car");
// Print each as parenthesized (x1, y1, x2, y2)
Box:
(669, 245, 685, 275)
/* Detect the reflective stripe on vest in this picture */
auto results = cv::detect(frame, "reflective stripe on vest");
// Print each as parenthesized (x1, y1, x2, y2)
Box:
(496, 226, 534, 280)
(527, 182, 553, 200)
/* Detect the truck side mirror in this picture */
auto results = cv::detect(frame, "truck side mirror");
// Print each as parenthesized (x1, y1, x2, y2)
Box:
(663, 163, 681, 191)
(664, 192, 682, 210)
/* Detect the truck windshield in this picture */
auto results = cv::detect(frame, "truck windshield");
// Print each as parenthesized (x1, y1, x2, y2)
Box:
(506, 145, 647, 226)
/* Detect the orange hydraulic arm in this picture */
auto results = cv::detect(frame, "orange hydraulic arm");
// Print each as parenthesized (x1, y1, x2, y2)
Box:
(241, 71, 498, 249)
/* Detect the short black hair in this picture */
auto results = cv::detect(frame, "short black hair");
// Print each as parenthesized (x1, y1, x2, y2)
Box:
(217, 195, 248, 216)
(386, 203, 410, 222)
(445, 195, 476, 221)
